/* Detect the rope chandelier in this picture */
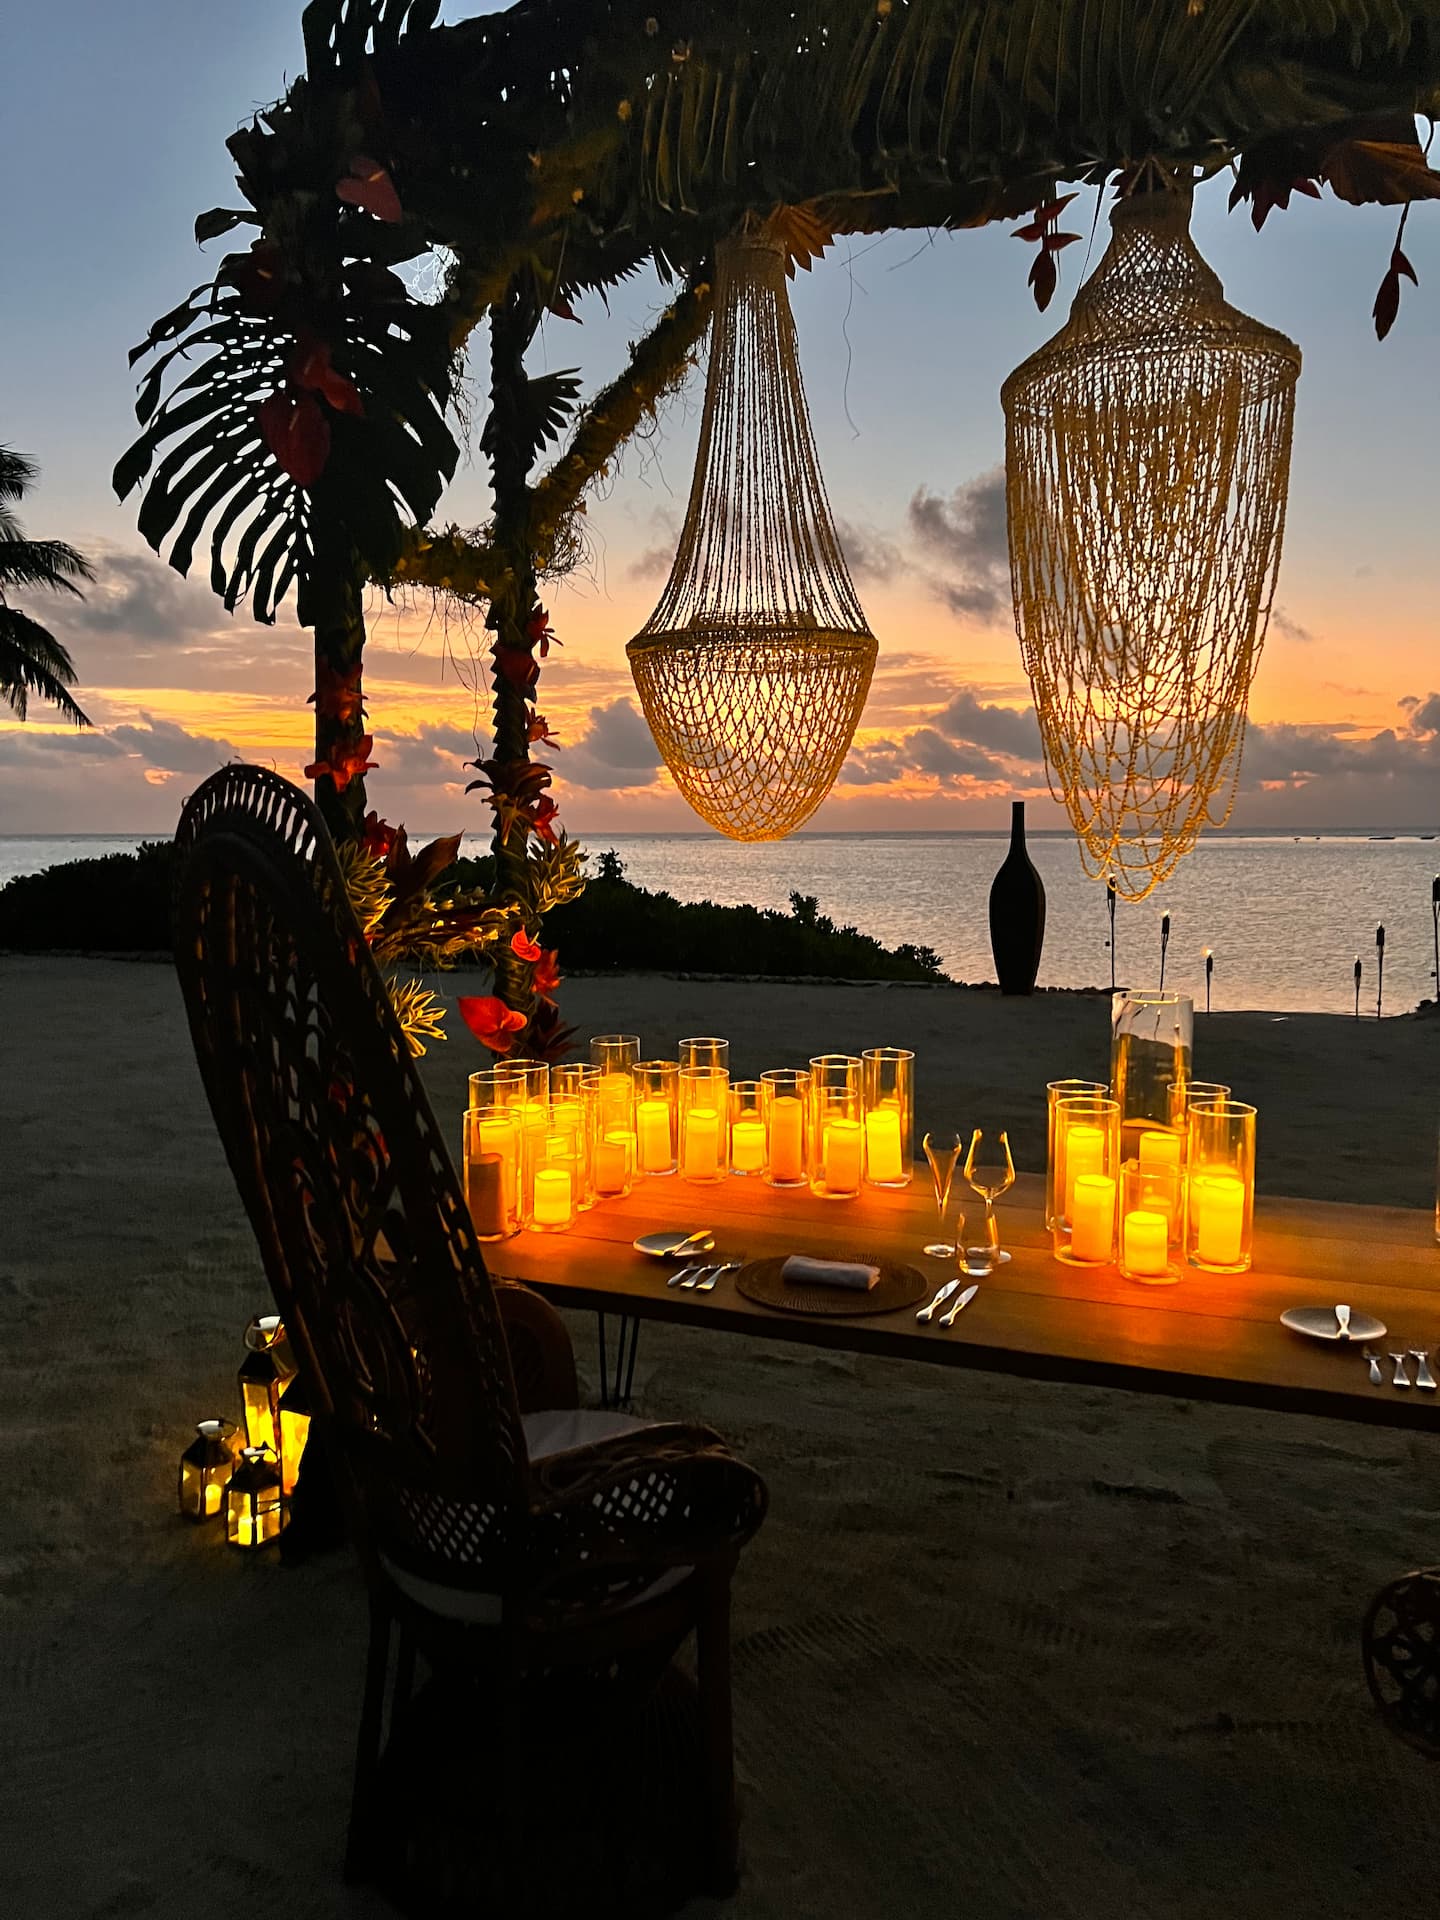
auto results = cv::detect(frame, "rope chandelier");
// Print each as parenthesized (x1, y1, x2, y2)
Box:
(628, 228, 876, 841)
(1003, 184, 1301, 900)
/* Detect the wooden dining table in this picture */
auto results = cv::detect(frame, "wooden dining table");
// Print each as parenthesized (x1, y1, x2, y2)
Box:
(488, 1169, 1440, 1431)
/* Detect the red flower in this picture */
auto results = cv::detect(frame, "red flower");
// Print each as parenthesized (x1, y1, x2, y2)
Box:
(289, 333, 363, 416)
(336, 155, 403, 224)
(304, 735, 377, 792)
(259, 391, 331, 486)
(524, 795, 561, 845)
(359, 811, 398, 860)
(309, 659, 366, 725)
(528, 712, 560, 748)
(534, 948, 562, 995)
(228, 241, 284, 313)
(458, 996, 528, 1054)
(494, 646, 540, 690)
(511, 928, 543, 963)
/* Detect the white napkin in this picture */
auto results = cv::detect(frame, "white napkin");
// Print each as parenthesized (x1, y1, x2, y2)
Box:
(781, 1254, 880, 1292)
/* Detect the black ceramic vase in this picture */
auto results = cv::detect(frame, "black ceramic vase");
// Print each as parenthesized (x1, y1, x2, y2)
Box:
(989, 800, 1046, 994)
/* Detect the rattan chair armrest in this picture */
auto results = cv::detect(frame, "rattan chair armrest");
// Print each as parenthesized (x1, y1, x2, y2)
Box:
(493, 1280, 579, 1414)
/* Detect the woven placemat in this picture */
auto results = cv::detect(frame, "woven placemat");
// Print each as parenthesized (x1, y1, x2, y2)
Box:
(734, 1253, 928, 1318)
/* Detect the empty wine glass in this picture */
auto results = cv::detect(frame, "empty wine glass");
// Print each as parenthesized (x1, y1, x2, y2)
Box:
(964, 1128, 1015, 1267)
(922, 1130, 962, 1258)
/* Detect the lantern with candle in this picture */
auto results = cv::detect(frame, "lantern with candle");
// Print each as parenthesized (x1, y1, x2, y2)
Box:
(463, 1105, 523, 1240)
(633, 1060, 679, 1176)
(729, 1080, 767, 1177)
(277, 1374, 312, 1498)
(1118, 1162, 1181, 1284)
(1052, 1092, 1120, 1264)
(679, 1067, 730, 1184)
(861, 1047, 913, 1188)
(809, 1055, 864, 1200)
(178, 1417, 240, 1521)
(1111, 990, 1192, 1163)
(761, 1068, 810, 1188)
(226, 1444, 285, 1549)
(1045, 1079, 1107, 1228)
(238, 1314, 296, 1455)
(1185, 1097, 1256, 1272)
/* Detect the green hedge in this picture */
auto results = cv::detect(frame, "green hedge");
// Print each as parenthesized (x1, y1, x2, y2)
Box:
(0, 841, 948, 981)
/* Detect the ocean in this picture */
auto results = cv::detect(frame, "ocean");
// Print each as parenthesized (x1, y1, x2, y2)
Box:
(3, 829, 1438, 1016)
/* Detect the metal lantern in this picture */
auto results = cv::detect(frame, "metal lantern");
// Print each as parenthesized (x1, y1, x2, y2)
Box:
(178, 1417, 240, 1522)
(628, 227, 877, 841)
(225, 1444, 285, 1550)
(1003, 184, 1301, 900)
(237, 1313, 295, 1455)
(277, 1373, 312, 1499)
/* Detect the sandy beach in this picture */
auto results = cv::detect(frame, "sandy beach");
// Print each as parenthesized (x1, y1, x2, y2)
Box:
(6, 954, 1440, 1917)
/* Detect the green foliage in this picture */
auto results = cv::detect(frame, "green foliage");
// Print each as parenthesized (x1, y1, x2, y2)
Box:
(0, 844, 177, 952)
(0, 446, 93, 727)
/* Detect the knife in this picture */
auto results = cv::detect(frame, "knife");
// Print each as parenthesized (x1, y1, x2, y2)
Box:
(939, 1282, 980, 1329)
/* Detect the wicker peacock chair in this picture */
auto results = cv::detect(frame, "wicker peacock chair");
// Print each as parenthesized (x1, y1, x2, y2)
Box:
(171, 764, 768, 1909)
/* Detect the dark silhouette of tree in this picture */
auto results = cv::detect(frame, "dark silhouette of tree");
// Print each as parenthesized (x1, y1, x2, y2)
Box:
(0, 447, 92, 726)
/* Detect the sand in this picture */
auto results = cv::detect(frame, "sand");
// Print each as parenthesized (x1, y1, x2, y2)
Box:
(5, 954, 1440, 1917)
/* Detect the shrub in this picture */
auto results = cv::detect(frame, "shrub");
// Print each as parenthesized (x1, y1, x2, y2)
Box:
(0, 841, 178, 951)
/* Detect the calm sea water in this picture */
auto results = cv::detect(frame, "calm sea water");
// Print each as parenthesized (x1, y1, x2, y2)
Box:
(3, 830, 1438, 1016)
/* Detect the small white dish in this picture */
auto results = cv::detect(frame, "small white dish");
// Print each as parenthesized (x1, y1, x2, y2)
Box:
(1280, 1305, 1387, 1344)
(633, 1230, 716, 1259)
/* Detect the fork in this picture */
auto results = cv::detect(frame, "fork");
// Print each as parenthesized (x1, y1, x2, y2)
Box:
(1411, 1349, 1437, 1391)
(1389, 1352, 1413, 1390)
(1362, 1347, 1384, 1387)
(688, 1261, 741, 1293)
(667, 1263, 705, 1288)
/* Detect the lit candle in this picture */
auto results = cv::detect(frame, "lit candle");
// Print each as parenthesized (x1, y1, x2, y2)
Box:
(597, 1071, 633, 1130)
(532, 1165, 573, 1229)
(1122, 1207, 1170, 1278)
(731, 1118, 766, 1174)
(1070, 1173, 1116, 1263)
(864, 1107, 905, 1184)
(1194, 1172, 1245, 1266)
(593, 1130, 633, 1196)
(1138, 1128, 1182, 1176)
(466, 1151, 507, 1238)
(1063, 1124, 1105, 1216)
(683, 1108, 721, 1181)
(477, 1115, 517, 1219)
(204, 1481, 223, 1518)
(822, 1118, 863, 1194)
(636, 1098, 673, 1173)
(768, 1096, 805, 1183)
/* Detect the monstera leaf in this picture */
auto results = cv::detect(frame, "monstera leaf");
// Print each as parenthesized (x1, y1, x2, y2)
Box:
(115, 236, 459, 625)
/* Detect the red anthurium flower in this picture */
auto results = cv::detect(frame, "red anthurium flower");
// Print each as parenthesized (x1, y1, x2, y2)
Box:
(359, 811, 398, 861)
(259, 391, 331, 486)
(525, 795, 561, 846)
(336, 155, 403, 223)
(290, 334, 364, 416)
(534, 949, 562, 995)
(511, 928, 543, 963)
(309, 659, 366, 724)
(229, 241, 284, 313)
(304, 735, 377, 792)
(458, 995, 529, 1054)
(494, 646, 540, 690)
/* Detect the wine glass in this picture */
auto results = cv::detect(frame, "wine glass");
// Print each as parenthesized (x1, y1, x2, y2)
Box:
(922, 1130, 963, 1258)
(964, 1128, 1015, 1267)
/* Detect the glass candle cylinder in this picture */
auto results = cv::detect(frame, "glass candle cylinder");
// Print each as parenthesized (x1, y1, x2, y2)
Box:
(1118, 1162, 1181, 1285)
(761, 1069, 811, 1188)
(679, 1068, 730, 1184)
(1111, 991, 1193, 1163)
(809, 1055, 864, 1200)
(1052, 1094, 1120, 1263)
(178, 1417, 240, 1521)
(549, 1069, 599, 1210)
(468, 1062, 528, 1110)
(590, 1036, 640, 1143)
(861, 1047, 914, 1188)
(729, 1080, 767, 1177)
(463, 1105, 523, 1241)
(1167, 1079, 1231, 1131)
(530, 1159, 577, 1232)
(1186, 1098, 1256, 1272)
(633, 1061, 679, 1176)
(679, 1036, 729, 1073)
(592, 1126, 635, 1199)
(1045, 1080, 1107, 1229)
(238, 1314, 295, 1455)
(225, 1444, 284, 1549)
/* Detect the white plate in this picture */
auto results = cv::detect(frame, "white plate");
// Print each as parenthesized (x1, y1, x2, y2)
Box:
(1280, 1306, 1387, 1344)
(633, 1230, 716, 1259)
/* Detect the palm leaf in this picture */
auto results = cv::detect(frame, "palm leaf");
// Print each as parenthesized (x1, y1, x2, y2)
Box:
(0, 606, 91, 727)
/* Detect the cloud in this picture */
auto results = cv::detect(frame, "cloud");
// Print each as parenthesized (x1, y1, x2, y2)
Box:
(835, 518, 901, 583)
(907, 468, 1010, 623)
(108, 714, 244, 777)
(1271, 607, 1315, 644)
(624, 508, 680, 582)
(370, 723, 478, 789)
(928, 686, 1042, 760)
(52, 545, 228, 646)
(0, 727, 127, 765)
(555, 698, 664, 790)
(1406, 692, 1440, 736)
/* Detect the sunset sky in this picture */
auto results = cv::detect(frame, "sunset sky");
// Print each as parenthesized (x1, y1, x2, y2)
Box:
(4, 1, 1440, 838)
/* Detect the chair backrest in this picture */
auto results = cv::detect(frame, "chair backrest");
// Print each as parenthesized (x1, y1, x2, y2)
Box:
(172, 765, 528, 1587)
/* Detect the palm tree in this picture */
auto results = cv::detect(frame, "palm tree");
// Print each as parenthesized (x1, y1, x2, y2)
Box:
(0, 446, 92, 726)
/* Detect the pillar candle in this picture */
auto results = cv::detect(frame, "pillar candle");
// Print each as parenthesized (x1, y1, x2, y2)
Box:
(822, 1118, 863, 1193)
(1070, 1173, 1116, 1263)
(864, 1107, 905, 1184)
(636, 1098, 673, 1173)
(532, 1165, 573, 1228)
(1194, 1172, 1245, 1266)
(597, 1072, 633, 1130)
(466, 1151, 507, 1238)
(731, 1119, 766, 1174)
(476, 1116, 517, 1219)
(683, 1108, 721, 1180)
(204, 1481, 223, 1518)
(1122, 1207, 1170, 1278)
(593, 1131, 633, 1196)
(1063, 1124, 1105, 1216)
(1138, 1128, 1183, 1176)
(768, 1096, 805, 1183)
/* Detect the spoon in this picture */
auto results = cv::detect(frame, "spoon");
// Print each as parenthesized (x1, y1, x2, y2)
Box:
(1411, 1349, 1437, 1391)
(1389, 1352, 1412, 1389)
(916, 1278, 961, 1325)
(1362, 1347, 1384, 1387)
(1334, 1303, 1352, 1340)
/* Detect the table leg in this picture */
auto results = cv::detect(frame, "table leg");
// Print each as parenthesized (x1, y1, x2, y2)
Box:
(596, 1313, 642, 1409)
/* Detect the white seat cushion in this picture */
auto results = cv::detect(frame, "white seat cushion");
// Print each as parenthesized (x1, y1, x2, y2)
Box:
(378, 1408, 689, 1625)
